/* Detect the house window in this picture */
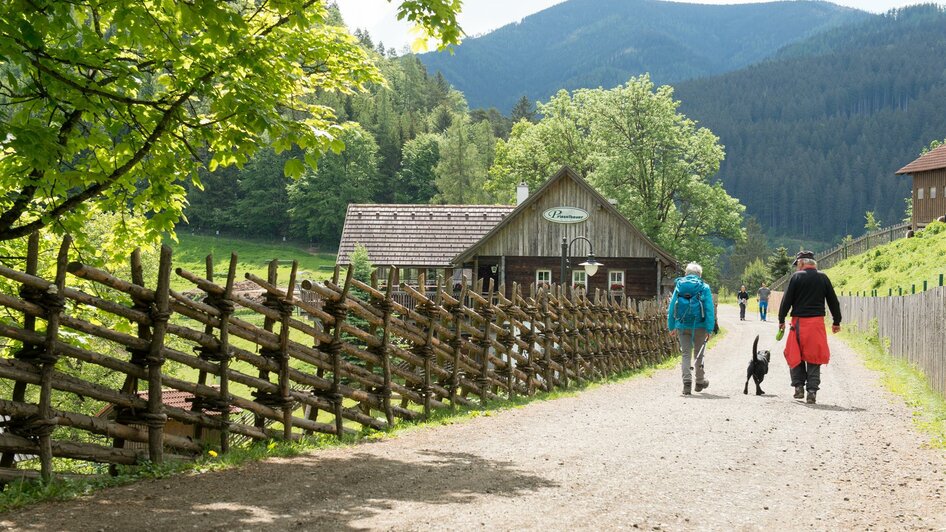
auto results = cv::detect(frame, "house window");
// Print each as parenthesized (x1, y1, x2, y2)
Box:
(932, 187, 937, 199)
(609, 270, 625, 291)
(536, 269, 551, 285)
(918, 187, 925, 200)
(572, 270, 587, 288)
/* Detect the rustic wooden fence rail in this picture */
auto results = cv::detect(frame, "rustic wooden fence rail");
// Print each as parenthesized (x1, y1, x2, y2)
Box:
(839, 287, 946, 397)
(771, 222, 910, 291)
(0, 235, 675, 482)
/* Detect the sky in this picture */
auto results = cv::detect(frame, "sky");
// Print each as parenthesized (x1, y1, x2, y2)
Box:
(335, 0, 931, 51)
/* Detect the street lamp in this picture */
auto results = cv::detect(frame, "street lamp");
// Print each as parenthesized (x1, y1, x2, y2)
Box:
(561, 236, 602, 290)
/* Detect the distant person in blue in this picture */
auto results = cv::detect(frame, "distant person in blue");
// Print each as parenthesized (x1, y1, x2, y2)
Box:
(667, 262, 715, 395)
(757, 281, 771, 322)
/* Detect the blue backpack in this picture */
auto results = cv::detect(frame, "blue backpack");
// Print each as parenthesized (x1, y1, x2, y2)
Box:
(673, 277, 706, 326)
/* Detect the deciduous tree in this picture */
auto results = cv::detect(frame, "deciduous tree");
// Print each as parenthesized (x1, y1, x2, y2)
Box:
(0, 0, 461, 244)
(488, 76, 744, 280)
(288, 124, 379, 243)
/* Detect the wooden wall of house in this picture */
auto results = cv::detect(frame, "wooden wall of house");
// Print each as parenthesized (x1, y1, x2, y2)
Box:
(491, 256, 658, 298)
(913, 169, 946, 228)
(471, 175, 665, 260)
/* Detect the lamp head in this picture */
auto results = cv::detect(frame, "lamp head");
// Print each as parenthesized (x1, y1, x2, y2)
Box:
(579, 253, 600, 277)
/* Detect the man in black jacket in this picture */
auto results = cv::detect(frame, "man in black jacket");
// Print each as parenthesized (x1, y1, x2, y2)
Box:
(777, 251, 842, 404)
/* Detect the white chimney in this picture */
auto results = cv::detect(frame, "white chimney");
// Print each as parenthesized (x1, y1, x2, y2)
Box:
(516, 181, 529, 206)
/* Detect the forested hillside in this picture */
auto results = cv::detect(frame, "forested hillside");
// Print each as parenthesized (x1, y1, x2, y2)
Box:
(676, 5, 946, 243)
(419, 0, 868, 111)
(184, 34, 510, 246)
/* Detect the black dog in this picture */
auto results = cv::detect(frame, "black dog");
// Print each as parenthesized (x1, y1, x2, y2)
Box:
(744, 335, 770, 395)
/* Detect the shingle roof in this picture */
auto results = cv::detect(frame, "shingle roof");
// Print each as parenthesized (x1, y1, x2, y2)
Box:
(337, 204, 516, 267)
(896, 144, 946, 174)
(96, 388, 241, 417)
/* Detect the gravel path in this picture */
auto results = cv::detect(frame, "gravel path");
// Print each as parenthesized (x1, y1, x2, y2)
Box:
(4, 305, 945, 531)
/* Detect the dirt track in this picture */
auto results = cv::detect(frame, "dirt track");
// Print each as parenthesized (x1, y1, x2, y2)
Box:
(3, 305, 945, 531)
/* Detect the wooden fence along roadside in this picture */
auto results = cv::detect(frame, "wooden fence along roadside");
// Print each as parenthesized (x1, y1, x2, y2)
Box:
(771, 222, 910, 291)
(839, 287, 946, 397)
(0, 234, 675, 482)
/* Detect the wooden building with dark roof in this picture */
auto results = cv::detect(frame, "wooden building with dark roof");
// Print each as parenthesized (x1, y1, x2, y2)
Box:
(896, 143, 946, 231)
(337, 203, 515, 286)
(337, 166, 679, 299)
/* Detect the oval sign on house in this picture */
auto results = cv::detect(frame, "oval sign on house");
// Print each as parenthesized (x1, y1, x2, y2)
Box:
(543, 207, 589, 224)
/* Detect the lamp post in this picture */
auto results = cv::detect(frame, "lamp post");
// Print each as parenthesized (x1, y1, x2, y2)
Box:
(561, 236, 602, 293)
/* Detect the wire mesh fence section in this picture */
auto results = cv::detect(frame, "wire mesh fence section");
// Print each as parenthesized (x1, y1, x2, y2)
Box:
(0, 234, 676, 482)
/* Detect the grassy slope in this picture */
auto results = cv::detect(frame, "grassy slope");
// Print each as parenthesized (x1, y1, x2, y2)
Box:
(826, 221, 946, 447)
(823, 221, 946, 295)
(167, 233, 337, 291)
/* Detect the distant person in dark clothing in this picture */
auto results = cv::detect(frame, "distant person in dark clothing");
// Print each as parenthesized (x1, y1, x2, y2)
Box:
(757, 282, 771, 321)
(737, 285, 749, 321)
(778, 251, 842, 404)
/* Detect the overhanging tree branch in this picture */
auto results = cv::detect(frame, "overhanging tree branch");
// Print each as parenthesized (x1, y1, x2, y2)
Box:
(0, 73, 212, 241)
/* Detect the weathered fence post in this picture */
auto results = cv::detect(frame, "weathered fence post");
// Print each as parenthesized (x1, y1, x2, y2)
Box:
(325, 265, 354, 438)
(447, 280, 468, 406)
(145, 245, 173, 464)
(32, 237, 70, 481)
(277, 261, 299, 440)
(415, 272, 436, 419)
(373, 267, 396, 426)
(477, 279, 494, 407)
(216, 254, 237, 452)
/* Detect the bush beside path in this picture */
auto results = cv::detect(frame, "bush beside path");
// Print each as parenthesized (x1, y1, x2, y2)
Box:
(3, 305, 944, 530)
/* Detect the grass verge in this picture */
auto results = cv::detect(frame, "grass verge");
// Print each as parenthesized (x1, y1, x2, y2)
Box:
(837, 322, 946, 449)
(0, 348, 686, 513)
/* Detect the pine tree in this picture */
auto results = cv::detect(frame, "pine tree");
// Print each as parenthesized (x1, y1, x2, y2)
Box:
(767, 246, 792, 280)
(510, 95, 537, 123)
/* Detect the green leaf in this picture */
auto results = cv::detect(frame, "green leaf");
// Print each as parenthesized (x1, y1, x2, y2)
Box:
(284, 158, 305, 179)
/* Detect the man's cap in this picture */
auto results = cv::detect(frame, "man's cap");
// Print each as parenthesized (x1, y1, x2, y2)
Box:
(792, 250, 815, 265)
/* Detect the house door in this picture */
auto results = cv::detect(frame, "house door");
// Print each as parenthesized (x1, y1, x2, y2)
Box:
(477, 263, 499, 291)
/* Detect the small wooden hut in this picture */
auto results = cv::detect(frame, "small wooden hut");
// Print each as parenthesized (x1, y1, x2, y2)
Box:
(896, 143, 946, 231)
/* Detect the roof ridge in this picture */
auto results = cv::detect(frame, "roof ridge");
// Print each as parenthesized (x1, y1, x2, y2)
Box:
(896, 143, 946, 174)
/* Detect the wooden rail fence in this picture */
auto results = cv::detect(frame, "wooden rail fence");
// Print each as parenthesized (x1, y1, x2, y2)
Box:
(0, 234, 675, 482)
(839, 287, 946, 396)
(772, 222, 910, 291)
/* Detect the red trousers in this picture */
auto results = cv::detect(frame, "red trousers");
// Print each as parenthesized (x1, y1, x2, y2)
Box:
(784, 316, 830, 369)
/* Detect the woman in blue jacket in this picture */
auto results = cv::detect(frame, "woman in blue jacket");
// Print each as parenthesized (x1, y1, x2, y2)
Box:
(667, 262, 715, 395)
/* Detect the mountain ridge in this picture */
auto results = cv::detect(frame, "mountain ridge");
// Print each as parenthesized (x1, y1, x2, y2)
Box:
(419, 0, 871, 111)
(675, 5, 946, 242)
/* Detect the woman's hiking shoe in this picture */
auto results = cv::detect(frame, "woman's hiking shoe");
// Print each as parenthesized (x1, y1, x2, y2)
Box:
(806, 391, 817, 404)
(794, 386, 805, 399)
(683, 382, 692, 395)
(695, 380, 709, 392)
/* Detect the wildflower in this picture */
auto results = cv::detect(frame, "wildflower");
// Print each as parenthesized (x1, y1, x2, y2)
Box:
(208, 450, 218, 458)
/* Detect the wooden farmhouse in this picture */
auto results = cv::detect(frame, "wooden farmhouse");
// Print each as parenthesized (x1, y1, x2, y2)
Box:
(896, 143, 946, 231)
(337, 166, 679, 299)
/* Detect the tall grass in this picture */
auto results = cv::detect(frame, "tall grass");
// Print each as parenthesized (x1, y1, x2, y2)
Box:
(838, 321, 946, 449)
